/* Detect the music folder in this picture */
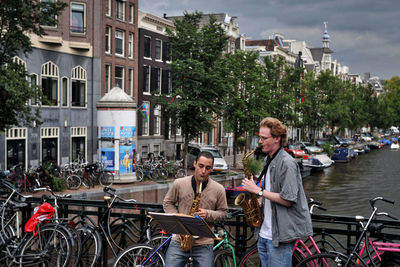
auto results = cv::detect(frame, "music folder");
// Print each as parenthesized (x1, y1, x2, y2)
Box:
(147, 212, 215, 238)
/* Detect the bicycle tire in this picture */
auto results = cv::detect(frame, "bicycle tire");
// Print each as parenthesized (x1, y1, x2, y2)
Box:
(66, 174, 82, 190)
(295, 252, 352, 267)
(175, 169, 187, 178)
(63, 223, 82, 267)
(157, 168, 168, 180)
(81, 175, 91, 189)
(20, 224, 72, 267)
(238, 245, 260, 267)
(76, 225, 102, 267)
(145, 233, 171, 254)
(113, 243, 166, 267)
(150, 169, 160, 180)
(135, 169, 144, 182)
(214, 248, 238, 267)
(110, 218, 141, 252)
(99, 172, 114, 187)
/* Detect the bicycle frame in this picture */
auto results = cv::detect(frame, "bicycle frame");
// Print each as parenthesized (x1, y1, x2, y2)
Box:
(142, 235, 173, 266)
(214, 228, 237, 266)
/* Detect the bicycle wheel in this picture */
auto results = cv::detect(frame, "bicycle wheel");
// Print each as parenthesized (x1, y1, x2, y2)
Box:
(157, 168, 168, 180)
(20, 224, 72, 267)
(135, 169, 144, 182)
(145, 233, 171, 254)
(66, 174, 82, 190)
(63, 223, 82, 267)
(238, 245, 260, 267)
(76, 225, 102, 267)
(214, 249, 238, 267)
(295, 252, 351, 267)
(99, 172, 114, 187)
(175, 169, 187, 178)
(113, 243, 166, 267)
(110, 218, 141, 252)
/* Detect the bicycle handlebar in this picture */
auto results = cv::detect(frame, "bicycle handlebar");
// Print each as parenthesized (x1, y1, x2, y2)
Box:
(370, 197, 395, 208)
(103, 186, 137, 203)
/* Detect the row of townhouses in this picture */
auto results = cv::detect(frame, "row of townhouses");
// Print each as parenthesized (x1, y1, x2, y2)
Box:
(0, 0, 377, 176)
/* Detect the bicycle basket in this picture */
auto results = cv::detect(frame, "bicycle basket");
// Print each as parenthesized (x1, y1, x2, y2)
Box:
(25, 203, 55, 236)
(84, 163, 97, 172)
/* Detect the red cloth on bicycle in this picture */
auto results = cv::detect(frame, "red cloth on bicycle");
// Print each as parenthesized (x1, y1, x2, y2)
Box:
(24, 203, 55, 236)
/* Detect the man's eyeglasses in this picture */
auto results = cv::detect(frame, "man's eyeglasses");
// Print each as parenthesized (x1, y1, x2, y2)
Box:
(259, 135, 273, 141)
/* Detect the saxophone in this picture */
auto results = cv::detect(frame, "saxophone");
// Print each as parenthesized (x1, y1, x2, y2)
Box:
(180, 178, 203, 251)
(234, 150, 264, 227)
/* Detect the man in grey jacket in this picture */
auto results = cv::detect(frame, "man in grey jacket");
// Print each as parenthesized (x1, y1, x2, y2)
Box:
(242, 117, 312, 266)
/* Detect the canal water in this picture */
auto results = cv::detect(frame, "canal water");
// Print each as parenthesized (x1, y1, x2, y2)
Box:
(302, 146, 400, 219)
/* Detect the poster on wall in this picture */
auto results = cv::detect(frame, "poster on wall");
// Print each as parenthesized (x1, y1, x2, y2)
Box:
(119, 126, 136, 174)
(100, 126, 115, 171)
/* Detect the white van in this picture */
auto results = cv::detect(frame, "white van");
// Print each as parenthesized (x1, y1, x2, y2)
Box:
(187, 144, 229, 172)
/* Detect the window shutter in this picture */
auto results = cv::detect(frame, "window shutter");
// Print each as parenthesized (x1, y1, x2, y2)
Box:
(162, 69, 169, 94)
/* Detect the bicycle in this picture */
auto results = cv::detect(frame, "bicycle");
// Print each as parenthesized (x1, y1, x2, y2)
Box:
(0, 178, 73, 266)
(295, 197, 400, 267)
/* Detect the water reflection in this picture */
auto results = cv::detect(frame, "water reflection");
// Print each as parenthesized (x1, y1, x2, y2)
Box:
(303, 147, 400, 218)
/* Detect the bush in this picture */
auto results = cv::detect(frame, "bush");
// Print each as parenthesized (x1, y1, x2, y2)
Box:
(322, 143, 334, 156)
(245, 157, 264, 177)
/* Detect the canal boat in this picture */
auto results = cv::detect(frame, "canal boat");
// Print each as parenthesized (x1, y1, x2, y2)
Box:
(390, 142, 399, 150)
(302, 154, 334, 172)
(331, 148, 351, 163)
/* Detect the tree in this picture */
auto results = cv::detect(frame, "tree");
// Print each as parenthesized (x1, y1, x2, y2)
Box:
(381, 76, 400, 127)
(0, 0, 67, 131)
(222, 50, 265, 167)
(160, 12, 228, 168)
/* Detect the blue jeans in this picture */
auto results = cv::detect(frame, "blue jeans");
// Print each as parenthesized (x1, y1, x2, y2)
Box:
(165, 240, 214, 267)
(257, 237, 295, 267)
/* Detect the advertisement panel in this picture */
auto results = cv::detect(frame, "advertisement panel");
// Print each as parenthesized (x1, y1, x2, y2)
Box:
(119, 126, 135, 174)
(100, 126, 115, 171)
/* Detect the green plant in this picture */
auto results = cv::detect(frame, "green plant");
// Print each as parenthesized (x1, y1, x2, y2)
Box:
(322, 143, 334, 156)
(237, 136, 246, 147)
(246, 157, 264, 176)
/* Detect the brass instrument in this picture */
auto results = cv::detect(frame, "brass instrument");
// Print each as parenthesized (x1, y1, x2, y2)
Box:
(180, 178, 203, 251)
(234, 150, 264, 227)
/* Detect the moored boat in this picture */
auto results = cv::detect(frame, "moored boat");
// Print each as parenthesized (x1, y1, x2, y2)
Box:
(331, 148, 351, 163)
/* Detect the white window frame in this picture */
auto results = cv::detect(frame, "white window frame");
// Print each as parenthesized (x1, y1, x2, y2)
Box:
(41, 61, 59, 107)
(128, 68, 134, 96)
(155, 68, 161, 94)
(71, 127, 87, 163)
(154, 105, 161, 136)
(105, 0, 111, 16)
(128, 3, 134, 24)
(153, 144, 160, 157)
(105, 64, 111, 93)
(70, 2, 86, 34)
(71, 66, 87, 108)
(61, 76, 69, 107)
(115, 0, 125, 21)
(40, 127, 60, 165)
(115, 66, 124, 90)
(115, 29, 125, 57)
(141, 145, 148, 161)
(142, 101, 150, 136)
(105, 26, 111, 54)
(155, 39, 162, 61)
(128, 32, 133, 59)
(144, 36, 151, 59)
(5, 128, 28, 171)
(143, 65, 150, 94)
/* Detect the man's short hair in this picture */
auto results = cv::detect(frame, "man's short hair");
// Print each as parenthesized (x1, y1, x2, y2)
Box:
(195, 151, 214, 165)
(260, 117, 287, 147)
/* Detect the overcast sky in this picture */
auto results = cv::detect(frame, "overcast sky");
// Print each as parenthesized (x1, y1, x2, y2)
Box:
(140, 0, 400, 80)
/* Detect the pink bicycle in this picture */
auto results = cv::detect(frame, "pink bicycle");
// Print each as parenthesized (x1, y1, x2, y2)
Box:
(295, 197, 400, 266)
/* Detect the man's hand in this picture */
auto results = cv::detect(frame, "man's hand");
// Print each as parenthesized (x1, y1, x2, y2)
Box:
(241, 177, 261, 194)
(195, 208, 208, 219)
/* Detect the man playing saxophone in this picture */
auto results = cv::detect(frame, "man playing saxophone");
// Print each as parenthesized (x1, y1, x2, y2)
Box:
(163, 151, 228, 267)
(241, 117, 312, 267)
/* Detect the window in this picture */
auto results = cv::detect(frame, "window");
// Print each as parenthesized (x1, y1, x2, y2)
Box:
(116, 0, 125, 20)
(153, 144, 160, 157)
(128, 32, 133, 59)
(115, 29, 124, 56)
(141, 145, 148, 161)
(143, 65, 150, 94)
(115, 66, 124, 90)
(155, 39, 162, 60)
(144, 36, 151, 58)
(41, 61, 59, 106)
(142, 102, 150, 136)
(71, 3, 85, 33)
(128, 68, 134, 96)
(41, 0, 57, 27)
(154, 105, 161, 135)
(105, 26, 111, 54)
(163, 42, 171, 61)
(105, 0, 111, 16)
(105, 64, 111, 93)
(30, 73, 39, 105)
(71, 66, 86, 107)
(150, 67, 161, 94)
(162, 69, 170, 94)
(6, 128, 27, 171)
(61, 77, 68, 107)
(71, 127, 87, 162)
(41, 127, 59, 164)
(129, 4, 134, 23)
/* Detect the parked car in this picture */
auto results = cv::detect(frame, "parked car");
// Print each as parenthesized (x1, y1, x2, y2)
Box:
(334, 136, 350, 147)
(360, 133, 372, 142)
(297, 142, 323, 154)
(284, 144, 306, 158)
(187, 144, 229, 172)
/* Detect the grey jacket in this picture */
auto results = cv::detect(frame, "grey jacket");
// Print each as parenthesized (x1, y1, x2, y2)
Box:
(262, 148, 313, 247)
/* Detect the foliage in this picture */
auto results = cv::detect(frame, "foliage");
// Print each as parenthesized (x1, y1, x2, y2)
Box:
(236, 136, 246, 147)
(0, 0, 67, 131)
(159, 12, 228, 168)
(321, 143, 334, 156)
(246, 157, 264, 177)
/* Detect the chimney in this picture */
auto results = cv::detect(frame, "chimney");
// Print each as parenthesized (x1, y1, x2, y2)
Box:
(163, 13, 167, 19)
